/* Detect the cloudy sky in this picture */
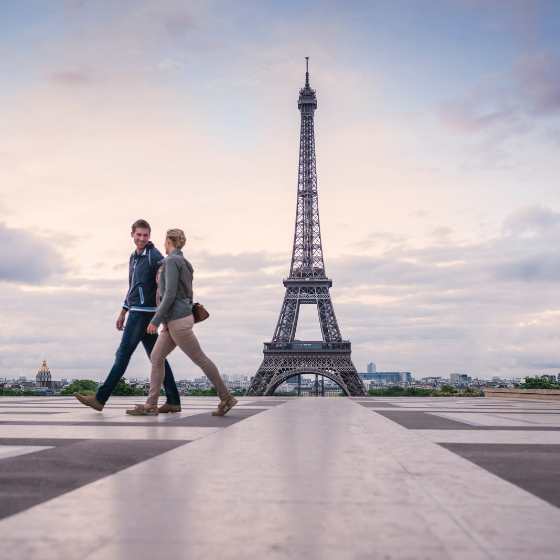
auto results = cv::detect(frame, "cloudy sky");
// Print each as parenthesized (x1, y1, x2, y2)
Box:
(2, 0, 560, 381)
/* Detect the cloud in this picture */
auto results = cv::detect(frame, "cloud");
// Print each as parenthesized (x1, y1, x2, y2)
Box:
(351, 231, 408, 251)
(495, 254, 560, 282)
(438, 52, 560, 146)
(546, 128, 560, 145)
(194, 250, 286, 275)
(49, 69, 92, 86)
(526, 360, 560, 370)
(162, 12, 194, 37)
(503, 206, 560, 237)
(515, 53, 560, 116)
(0, 224, 67, 283)
(430, 226, 454, 242)
(439, 99, 516, 135)
(456, 0, 546, 40)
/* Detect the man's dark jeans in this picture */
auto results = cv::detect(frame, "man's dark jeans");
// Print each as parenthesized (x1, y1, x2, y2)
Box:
(96, 311, 180, 405)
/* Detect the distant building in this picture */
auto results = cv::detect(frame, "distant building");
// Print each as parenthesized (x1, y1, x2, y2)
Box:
(223, 375, 250, 391)
(366, 362, 377, 373)
(449, 373, 471, 386)
(192, 376, 211, 389)
(420, 377, 444, 387)
(359, 372, 412, 385)
(36, 360, 52, 388)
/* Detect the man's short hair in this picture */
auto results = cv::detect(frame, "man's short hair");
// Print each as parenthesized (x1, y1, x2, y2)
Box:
(131, 219, 151, 233)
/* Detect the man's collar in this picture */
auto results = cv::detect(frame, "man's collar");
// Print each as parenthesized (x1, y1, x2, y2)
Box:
(134, 241, 153, 256)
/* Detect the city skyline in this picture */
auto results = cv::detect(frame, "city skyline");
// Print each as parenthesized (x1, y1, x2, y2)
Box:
(2, 1, 560, 380)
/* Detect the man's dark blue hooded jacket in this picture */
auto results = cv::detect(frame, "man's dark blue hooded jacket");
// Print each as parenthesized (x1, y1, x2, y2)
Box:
(122, 242, 164, 312)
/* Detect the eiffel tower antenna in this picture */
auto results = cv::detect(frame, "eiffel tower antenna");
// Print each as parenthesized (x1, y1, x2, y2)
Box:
(248, 59, 366, 397)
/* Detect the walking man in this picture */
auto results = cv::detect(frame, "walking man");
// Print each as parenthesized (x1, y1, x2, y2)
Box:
(75, 219, 182, 412)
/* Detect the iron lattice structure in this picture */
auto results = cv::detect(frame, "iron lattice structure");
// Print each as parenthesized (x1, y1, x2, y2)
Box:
(248, 59, 366, 397)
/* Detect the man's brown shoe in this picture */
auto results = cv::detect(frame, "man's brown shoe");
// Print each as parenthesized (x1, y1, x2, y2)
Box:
(74, 393, 104, 411)
(212, 395, 238, 417)
(158, 403, 182, 413)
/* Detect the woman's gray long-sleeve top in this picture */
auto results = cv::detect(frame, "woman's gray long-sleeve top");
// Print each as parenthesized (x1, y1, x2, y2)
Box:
(150, 249, 194, 327)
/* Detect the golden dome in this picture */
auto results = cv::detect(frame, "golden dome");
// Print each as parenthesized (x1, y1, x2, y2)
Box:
(36, 360, 52, 385)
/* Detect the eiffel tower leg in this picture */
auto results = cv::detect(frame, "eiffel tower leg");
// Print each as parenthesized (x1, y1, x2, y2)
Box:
(317, 295, 342, 342)
(246, 355, 273, 396)
(272, 288, 300, 342)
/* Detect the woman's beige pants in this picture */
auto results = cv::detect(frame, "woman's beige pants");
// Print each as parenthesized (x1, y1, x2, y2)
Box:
(147, 315, 229, 406)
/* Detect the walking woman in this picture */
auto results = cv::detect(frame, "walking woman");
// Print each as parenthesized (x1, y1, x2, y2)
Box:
(126, 229, 237, 416)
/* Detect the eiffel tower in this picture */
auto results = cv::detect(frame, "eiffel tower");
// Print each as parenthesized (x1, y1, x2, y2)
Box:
(248, 59, 366, 397)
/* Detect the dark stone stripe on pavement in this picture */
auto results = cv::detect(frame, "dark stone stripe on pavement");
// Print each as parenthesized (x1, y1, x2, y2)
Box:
(375, 410, 480, 429)
(374, 410, 560, 430)
(172, 408, 265, 426)
(440, 443, 560, 509)
(0, 438, 82, 447)
(0, 439, 188, 520)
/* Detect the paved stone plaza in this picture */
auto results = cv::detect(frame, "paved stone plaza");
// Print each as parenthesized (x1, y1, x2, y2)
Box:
(1, 396, 560, 559)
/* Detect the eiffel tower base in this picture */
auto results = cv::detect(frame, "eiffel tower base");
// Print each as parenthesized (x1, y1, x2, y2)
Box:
(247, 344, 367, 396)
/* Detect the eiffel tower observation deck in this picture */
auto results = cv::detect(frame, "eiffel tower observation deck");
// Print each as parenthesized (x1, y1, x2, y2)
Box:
(248, 59, 366, 397)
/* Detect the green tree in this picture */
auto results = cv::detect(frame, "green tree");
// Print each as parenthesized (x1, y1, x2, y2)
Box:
(439, 384, 458, 394)
(187, 388, 217, 396)
(521, 376, 560, 389)
(61, 379, 99, 395)
(112, 378, 145, 396)
(366, 386, 481, 398)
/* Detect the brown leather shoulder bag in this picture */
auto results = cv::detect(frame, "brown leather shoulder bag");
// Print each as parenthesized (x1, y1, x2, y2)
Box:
(192, 302, 209, 323)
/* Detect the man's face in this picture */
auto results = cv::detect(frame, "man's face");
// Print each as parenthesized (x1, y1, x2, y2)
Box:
(131, 227, 150, 252)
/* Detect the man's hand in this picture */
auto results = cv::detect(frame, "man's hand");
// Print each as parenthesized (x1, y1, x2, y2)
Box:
(146, 323, 158, 335)
(116, 310, 127, 331)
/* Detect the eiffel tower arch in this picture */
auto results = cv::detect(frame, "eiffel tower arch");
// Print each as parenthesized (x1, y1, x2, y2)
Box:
(248, 58, 366, 397)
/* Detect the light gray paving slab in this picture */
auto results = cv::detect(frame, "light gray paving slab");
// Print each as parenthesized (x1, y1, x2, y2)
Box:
(17, 407, 214, 422)
(418, 430, 560, 444)
(0, 414, 70, 422)
(0, 425, 219, 440)
(0, 445, 53, 460)
(433, 412, 560, 427)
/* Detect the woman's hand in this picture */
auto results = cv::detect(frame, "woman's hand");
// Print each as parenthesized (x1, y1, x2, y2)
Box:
(146, 323, 158, 335)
